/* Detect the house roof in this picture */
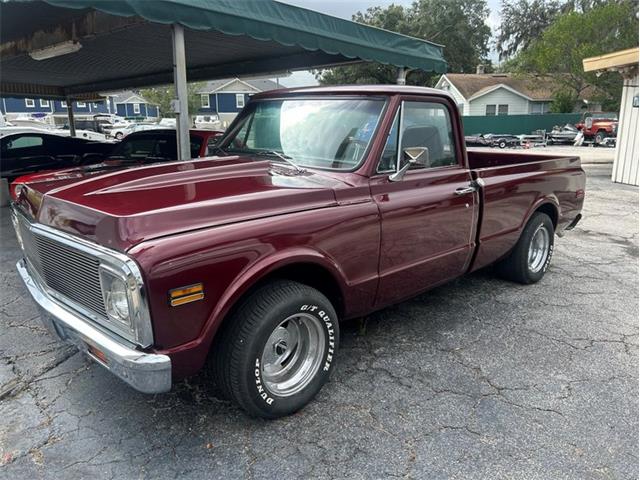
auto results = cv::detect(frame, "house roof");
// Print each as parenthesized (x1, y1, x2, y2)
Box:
(198, 78, 281, 94)
(441, 73, 594, 102)
(107, 90, 149, 104)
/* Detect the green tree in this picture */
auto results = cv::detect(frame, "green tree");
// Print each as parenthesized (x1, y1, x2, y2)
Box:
(317, 0, 491, 86)
(510, 1, 638, 109)
(139, 82, 205, 118)
(497, 0, 632, 60)
(496, 0, 562, 61)
(549, 89, 577, 113)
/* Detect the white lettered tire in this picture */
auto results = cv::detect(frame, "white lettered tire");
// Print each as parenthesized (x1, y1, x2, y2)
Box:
(212, 280, 339, 418)
(496, 212, 554, 284)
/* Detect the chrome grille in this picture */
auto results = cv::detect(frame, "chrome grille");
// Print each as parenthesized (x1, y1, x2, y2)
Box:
(17, 214, 107, 318)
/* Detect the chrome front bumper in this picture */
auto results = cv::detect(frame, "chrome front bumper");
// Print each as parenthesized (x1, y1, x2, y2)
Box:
(17, 259, 171, 394)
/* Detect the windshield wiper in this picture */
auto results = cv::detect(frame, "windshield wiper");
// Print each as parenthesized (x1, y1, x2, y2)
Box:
(255, 150, 305, 173)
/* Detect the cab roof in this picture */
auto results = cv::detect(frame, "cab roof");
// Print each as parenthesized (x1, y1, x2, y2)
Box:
(253, 85, 455, 101)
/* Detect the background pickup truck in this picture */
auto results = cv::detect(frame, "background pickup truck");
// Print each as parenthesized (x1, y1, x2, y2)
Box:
(12, 85, 585, 418)
(575, 111, 618, 144)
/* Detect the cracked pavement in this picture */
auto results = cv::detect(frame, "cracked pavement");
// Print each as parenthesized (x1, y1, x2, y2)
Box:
(0, 164, 637, 479)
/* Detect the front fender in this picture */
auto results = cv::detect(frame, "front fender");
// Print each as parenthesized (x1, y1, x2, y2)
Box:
(132, 200, 381, 378)
(153, 248, 352, 378)
(203, 247, 349, 341)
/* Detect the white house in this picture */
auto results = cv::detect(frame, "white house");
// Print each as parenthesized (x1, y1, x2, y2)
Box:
(434, 70, 600, 116)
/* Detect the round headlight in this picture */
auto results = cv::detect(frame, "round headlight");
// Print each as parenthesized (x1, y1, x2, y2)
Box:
(105, 275, 130, 324)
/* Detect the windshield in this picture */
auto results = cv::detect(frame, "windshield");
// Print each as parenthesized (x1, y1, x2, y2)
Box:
(221, 98, 385, 170)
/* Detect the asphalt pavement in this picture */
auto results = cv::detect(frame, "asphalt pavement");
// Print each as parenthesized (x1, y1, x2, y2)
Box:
(0, 164, 637, 479)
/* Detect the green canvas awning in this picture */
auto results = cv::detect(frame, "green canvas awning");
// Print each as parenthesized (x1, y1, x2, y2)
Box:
(0, 0, 446, 98)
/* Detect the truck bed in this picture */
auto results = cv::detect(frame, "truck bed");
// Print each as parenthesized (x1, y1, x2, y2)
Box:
(467, 149, 585, 271)
(467, 148, 575, 170)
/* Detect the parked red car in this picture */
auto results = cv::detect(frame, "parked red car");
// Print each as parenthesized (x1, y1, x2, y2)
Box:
(10, 128, 223, 200)
(11, 86, 585, 418)
(575, 112, 618, 143)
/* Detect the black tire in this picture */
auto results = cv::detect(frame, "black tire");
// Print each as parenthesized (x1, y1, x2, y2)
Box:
(115, 132, 124, 140)
(498, 140, 507, 149)
(212, 280, 339, 418)
(594, 131, 605, 145)
(496, 212, 554, 284)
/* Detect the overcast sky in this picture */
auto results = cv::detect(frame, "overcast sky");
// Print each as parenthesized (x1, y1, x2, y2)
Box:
(275, 0, 502, 87)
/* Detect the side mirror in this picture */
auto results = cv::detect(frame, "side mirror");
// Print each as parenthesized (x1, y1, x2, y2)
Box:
(389, 147, 429, 182)
(403, 146, 429, 166)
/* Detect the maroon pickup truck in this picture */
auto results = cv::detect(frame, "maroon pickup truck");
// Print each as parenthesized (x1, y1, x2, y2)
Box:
(11, 86, 585, 418)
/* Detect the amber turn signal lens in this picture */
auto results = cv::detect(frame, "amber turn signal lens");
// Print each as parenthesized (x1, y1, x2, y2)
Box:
(88, 344, 108, 365)
(169, 283, 204, 307)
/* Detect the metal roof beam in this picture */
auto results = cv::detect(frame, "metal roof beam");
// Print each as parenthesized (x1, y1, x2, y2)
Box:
(1, 11, 144, 60)
(60, 51, 357, 95)
(0, 82, 102, 100)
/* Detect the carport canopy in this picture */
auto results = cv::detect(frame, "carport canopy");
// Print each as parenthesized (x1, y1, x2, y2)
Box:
(0, 0, 447, 159)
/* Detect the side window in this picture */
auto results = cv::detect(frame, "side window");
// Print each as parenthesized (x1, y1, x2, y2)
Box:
(152, 137, 179, 159)
(114, 137, 156, 159)
(233, 102, 282, 151)
(377, 111, 399, 173)
(190, 136, 203, 158)
(5, 135, 44, 151)
(400, 102, 457, 169)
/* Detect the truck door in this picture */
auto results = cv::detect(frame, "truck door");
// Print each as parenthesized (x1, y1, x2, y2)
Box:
(370, 98, 478, 306)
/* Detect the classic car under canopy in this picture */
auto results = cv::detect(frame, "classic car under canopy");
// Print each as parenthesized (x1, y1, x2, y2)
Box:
(0, 0, 447, 159)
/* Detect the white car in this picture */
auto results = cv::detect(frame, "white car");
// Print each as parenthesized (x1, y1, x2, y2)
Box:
(0, 126, 56, 138)
(158, 118, 177, 128)
(194, 114, 222, 130)
(0, 125, 108, 142)
(109, 121, 169, 140)
(103, 118, 133, 139)
(63, 127, 108, 142)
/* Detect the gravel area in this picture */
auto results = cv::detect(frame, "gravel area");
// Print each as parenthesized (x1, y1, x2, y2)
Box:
(0, 164, 637, 479)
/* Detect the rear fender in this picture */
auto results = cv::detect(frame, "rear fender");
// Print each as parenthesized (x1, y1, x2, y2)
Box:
(522, 196, 560, 233)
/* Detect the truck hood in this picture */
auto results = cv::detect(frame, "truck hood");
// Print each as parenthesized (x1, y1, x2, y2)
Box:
(15, 156, 344, 251)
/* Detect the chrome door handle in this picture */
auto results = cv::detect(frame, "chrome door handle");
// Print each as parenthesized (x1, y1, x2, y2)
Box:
(455, 186, 477, 195)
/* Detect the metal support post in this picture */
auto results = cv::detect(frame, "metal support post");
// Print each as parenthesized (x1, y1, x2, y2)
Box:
(172, 23, 190, 161)
(66, 97, 76, 137)
(396, 67, 408, 85)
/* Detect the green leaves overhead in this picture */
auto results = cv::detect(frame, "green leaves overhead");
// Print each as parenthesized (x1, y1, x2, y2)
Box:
(510, 1, 638, 110)
(317, 0, 491, 86)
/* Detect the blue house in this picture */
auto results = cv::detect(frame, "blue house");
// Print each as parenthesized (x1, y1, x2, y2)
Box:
(0, 97, 110, 116)
(197, 78, 280, 125)
(110, 91, 159, 119)
(1, 90, 158, 121)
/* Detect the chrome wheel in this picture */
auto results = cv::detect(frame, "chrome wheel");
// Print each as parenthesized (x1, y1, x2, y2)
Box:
(261, 313, 325, 397)
(528, 224, 550, 273)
